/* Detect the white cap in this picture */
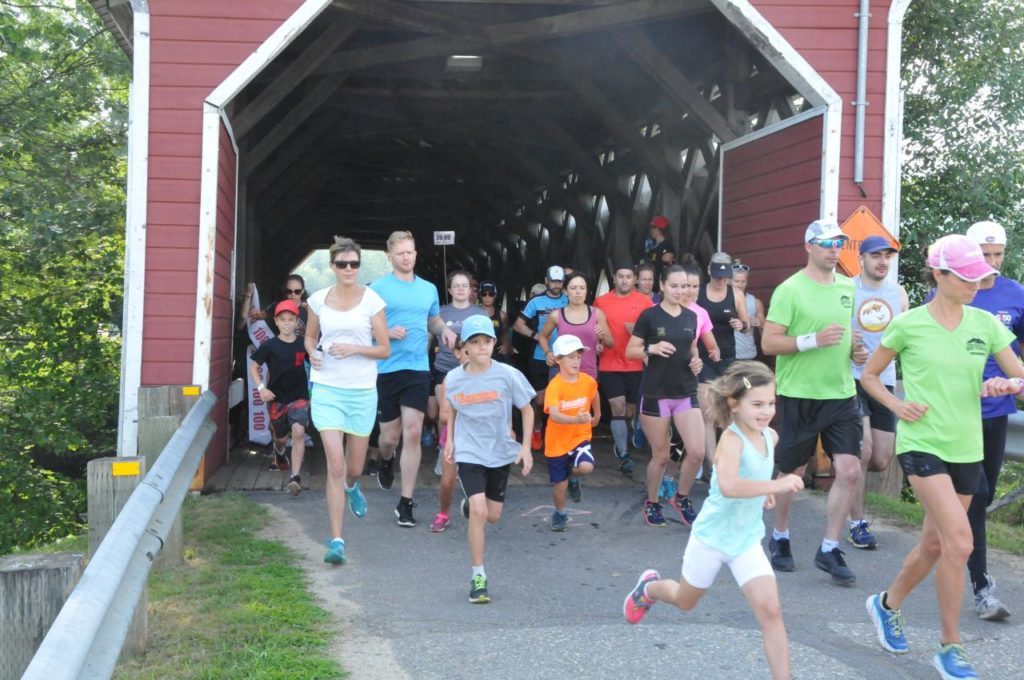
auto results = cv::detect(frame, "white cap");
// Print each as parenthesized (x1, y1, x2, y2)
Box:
(546, 265, 565, 281)
(966, 220, 1007, 246)
(551, 334, 589, 357)
(804, 219, 846, 243)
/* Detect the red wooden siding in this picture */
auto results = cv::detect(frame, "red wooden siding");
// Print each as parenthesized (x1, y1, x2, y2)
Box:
(721, 113, 824, 306)
(750, 0, 893, 224)
(141, 0, 303, 387)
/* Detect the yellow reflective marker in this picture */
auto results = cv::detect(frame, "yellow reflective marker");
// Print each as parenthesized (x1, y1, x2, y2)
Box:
(182, 385, 201, 396)
(112, 461, 141, 477)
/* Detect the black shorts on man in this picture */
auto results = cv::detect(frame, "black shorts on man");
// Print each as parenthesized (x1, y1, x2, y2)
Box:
(376, 369, 431, 422)
(599, 370, 642, 404)
(775, 395, 862, 473)
(527, 358, 552, 392)
(854, 380, 896, 433)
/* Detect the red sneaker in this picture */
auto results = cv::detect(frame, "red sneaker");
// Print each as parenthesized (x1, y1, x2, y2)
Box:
(530, 429, 543, 450)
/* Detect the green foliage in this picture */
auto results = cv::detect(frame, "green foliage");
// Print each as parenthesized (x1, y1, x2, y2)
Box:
(0, 3, 129, 552)
(900, 0, 1024, 303)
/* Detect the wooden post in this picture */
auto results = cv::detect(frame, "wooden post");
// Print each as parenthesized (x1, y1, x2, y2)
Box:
(0, 552, 83, 680)
(87, 456, 147, 656)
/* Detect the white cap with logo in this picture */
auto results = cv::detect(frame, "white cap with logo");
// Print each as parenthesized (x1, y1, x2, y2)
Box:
(551, 334, 589, 357)
(966, 220, 1007, 246)
(546, 265, 565, 281)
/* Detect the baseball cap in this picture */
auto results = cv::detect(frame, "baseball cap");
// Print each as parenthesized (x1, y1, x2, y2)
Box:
(274, 299, 300, 317)
(859, 235, 899, 255)
(804, 219, 846, 243)
(966, 220, 1007, 246)
(650, 215, 670, 230)
(479, 281, 498, 295)
(613, 261, 635, 274)
(460, 314, 497, 342)
(551, 334, 589, 357)
(926, 234, 997, 282)
(546, 265, 565, 281)
(709, 252, 733, 278)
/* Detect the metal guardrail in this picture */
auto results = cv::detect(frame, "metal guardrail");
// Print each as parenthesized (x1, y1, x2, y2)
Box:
(22, 391, 217, 680)
(1005, 411, 1024, 463)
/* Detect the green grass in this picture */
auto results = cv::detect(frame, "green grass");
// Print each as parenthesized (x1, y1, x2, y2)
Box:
(865, 491, 1024, 557)
(113, 493, 345, 680)
(11, 532, 88, 555)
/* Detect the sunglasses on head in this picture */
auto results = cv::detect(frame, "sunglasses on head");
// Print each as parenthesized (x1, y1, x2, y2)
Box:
(333, 259, 361, 269)
(731, 263, 750, 272)
(286, 288, 304, 294)
(812, 238, 848, 249)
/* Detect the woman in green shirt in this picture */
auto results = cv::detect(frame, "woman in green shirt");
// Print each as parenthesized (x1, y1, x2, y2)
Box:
(860, 234, 1024, 679)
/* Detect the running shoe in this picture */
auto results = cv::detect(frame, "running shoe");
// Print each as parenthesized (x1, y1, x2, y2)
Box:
(642, 501, 667, 528)
(568, 478, 582, 503)
(421, 428, 435, 449)
(273, 444, 290, 472)
(769, 536, 795, 572)
(469, 574, 490, 604)
(395, 498, 416, 527)
(668, 495, 697, 525)
(551, 510, 568, 531)
(849, 520, 878, 550)
(377, 456, 395, 490)
(631, 417, 647, 449)
(287, 474, 302, 497)
(865, 592, 908, 653)
(324, 538, 346, 565)
(365, 458, 379, 477)
(461, 496, 470, 519)
(623, 569, 660, 624)
(661, 474, 678, 500)
(616, 447, 635, 476)
(974, 577, 1011, 621)
(932, 643, 978, 680)
(530, 429, 543, 451)
(345, 481, 367, 518)
(814, 546, 856, 585)
(429, 512, 450, 533)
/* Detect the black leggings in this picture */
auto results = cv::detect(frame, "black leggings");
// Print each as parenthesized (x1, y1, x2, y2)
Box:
(966, 415, 1008, 593)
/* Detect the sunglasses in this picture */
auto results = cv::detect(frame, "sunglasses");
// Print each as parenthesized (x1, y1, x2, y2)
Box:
(333, 260, 361, 269)
(812, 238, 848, 249)
(286, 288, 304, 295)
(480, 291, 496, 297)
(731, 264, 750, 272)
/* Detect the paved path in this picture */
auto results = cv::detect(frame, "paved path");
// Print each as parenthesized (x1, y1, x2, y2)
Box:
(252, 478, 1024, 680)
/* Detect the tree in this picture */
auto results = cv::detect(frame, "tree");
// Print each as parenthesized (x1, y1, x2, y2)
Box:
(0, 2, 129, 551)
(900, 0, 1024, 302)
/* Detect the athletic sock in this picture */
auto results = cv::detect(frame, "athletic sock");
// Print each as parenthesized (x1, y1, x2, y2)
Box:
(772, 529, 790, 541)
(472, 564, 486, 579)
(821, 538, 840, 553)
(610, 417, 629, 455)
(849, 518, 864, 528)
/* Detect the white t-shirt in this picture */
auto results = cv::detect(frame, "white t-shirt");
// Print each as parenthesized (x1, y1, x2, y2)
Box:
(307, 286, 386, 389)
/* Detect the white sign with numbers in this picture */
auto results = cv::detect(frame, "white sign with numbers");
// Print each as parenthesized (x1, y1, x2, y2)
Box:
(433, 231, 455, 246)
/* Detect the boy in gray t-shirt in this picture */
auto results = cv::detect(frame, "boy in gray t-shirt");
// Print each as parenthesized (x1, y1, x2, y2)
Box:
(443, 315, 535, 604)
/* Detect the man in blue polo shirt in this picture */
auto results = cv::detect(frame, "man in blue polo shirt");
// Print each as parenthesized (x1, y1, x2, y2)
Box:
(512, 266, 567, 450)
(371, 231, 457, 528)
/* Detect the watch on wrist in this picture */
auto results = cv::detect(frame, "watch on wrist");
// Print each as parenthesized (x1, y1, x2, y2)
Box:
(257, 383, 266, 391)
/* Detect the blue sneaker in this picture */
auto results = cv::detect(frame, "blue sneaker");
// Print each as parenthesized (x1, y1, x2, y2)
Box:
(661, 474, 678, 500)
(642, 501, 667, 528)
(668, 495, 697, 525)
(324, 538, 346, 564)
(932, 643, 978, 679)
(568, 478, 582, 503)
(345, 481, 367, 518)
(421, 428, 435, 449)
(849, 520, 878, 549)
(631, 418, 647, 449)
(551, 511, 568, 531)
(865, 593, 908, 654)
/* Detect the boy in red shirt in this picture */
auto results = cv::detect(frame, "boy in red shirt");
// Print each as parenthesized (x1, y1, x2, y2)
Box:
(544, 334, 601, 531)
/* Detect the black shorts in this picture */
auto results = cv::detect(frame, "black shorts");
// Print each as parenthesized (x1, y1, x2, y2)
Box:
(898, 451, 982, 495)
(699, 357, 736, 383)
(430, 366, 451, 392)
(458, 462, 511, 503)
(377, 370, 431, 422)
(600, 371, 643, 404)
(855, 380, 897, 433)
(527, 358, 552, 392)
(776, 395, 862, 473)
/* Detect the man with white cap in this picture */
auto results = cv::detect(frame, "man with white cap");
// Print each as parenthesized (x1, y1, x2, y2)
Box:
(848, 235, 908, 550)
(512, 266, 568, 450)
(962, 219, 1024, 620)
(761, 219, 864, 586)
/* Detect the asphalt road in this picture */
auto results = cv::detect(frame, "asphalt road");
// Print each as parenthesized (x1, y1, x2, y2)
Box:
(252, 481, 1024, 680)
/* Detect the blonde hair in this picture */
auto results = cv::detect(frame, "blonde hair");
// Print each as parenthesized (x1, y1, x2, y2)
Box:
(329, 235, 360, 259)
(705, 361, 775, 429)
(387, 230, 415, 252)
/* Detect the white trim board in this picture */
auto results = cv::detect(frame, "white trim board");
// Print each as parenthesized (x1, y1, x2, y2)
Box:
(116, 3, 150, 458)
(883, 0, 914, 239)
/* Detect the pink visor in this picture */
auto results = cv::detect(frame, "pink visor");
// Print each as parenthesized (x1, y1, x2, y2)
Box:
(926, 234, 997, 282)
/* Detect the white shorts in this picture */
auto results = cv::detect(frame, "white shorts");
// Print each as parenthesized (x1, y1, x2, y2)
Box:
(681, 535, 774, 589)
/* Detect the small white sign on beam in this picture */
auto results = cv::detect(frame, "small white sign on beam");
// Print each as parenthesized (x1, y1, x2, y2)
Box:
(433, 231, 455, 246)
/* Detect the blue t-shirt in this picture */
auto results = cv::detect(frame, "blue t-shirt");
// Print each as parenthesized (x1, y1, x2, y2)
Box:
(519, 292, 567, 360)
(971, 277, 1024, 418)
(370, 273, 440, 373)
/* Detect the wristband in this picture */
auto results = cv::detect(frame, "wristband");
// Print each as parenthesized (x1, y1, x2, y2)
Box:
(1012, 378, 1024, 395)
(795, 333, 818, 352)
(257, 383, 266, 390)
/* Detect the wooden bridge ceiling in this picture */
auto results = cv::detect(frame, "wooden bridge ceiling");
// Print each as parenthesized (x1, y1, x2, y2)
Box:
(230, 0, 802, 294)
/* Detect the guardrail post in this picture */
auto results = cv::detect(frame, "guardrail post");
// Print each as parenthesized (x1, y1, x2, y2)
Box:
(88, 457, 148, 656)
(0, 553, 83, 680)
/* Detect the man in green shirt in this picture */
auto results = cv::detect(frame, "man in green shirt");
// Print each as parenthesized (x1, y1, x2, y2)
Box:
(762, 220, 866, 586)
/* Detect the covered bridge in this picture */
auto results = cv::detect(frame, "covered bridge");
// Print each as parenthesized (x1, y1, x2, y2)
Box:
(92, 0, 913, 484)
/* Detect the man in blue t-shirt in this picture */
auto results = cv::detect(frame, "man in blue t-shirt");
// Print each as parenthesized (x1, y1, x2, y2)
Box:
(512, 266, 567, 450)
(963, 220, 1024, 621)
(370, 231, 457, 528)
